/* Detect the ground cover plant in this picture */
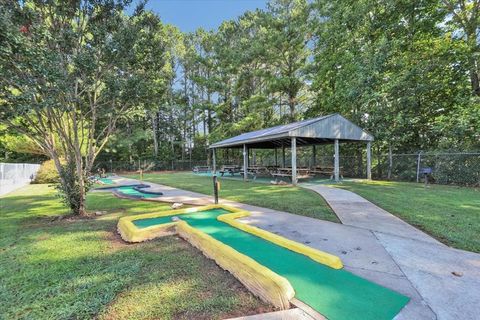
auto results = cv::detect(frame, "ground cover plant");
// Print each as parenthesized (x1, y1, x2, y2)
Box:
(124, 172, 338, 222)
(0, 185, 271, 319)
(332, 180, 480, 253)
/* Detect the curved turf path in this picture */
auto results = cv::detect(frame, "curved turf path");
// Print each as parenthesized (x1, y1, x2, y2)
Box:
(115, 186, 161, 199)
(133, 209, 409, 320)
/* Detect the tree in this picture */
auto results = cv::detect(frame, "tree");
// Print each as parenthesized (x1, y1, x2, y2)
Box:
(442, 0, 480, 95)
(263, 0, 311, 122)
(0, 0, 148, 215)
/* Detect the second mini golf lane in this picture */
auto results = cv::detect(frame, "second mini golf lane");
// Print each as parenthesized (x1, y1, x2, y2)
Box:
(133, 209, 409, 320)
(115, 186, 162, 199)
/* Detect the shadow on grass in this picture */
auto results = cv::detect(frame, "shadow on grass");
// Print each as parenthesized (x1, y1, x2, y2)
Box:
(0, 188, 272, 320)
(126, 172, 339, 222)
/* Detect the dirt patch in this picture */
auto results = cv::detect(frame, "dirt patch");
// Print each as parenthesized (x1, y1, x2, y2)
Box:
(104, 225, 131, 251)
(220, 305, 279, 320)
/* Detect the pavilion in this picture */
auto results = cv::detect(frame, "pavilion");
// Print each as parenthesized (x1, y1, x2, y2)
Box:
(209, 113, 374, 185)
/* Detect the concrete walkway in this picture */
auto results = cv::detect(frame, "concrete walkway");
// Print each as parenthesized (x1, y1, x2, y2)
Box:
(108, 177, 480, 320)
(302, 184, 441, 245)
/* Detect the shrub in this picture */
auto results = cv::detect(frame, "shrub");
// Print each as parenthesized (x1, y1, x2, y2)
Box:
(54, 159, 91, 214)
(33, 159, 60, 184)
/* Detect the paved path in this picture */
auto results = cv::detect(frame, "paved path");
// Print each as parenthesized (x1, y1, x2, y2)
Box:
(301, 184, 441, 245)
(108, 177, 480, 320)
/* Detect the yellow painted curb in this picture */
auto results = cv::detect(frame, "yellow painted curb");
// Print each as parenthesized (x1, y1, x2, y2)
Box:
(117, 204, 344, 308)
(117, 206, 210, 242)
(217, 209, 343, 270)
(177, 220, 294, 309)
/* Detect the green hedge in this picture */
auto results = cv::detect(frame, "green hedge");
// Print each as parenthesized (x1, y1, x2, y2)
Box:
(33, 159, 60, 184)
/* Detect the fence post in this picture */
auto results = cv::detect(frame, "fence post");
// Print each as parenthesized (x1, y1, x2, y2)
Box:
(212, 148, 216, 174)
(243, 144, 248, 181)
(416, 151, 422, 183)
(366, 141, 372, 180)
(388, 145, 392, 179)
(334, 139, 340, 182)
(213, 175, 219, 204)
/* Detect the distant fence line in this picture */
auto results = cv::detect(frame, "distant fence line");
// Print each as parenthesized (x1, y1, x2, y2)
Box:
(373, 152, 480, 186)
(94, 151, 480, 186)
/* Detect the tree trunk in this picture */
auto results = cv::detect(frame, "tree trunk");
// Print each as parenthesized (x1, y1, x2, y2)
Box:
(376, 144, 381, 178)
(77, 175, 87, 216)
(151, 112, 159, 158)
(469, 61, 480, 95)
(288, 92, 296, 122)
(465, 24, 480, 95)
(74, 150, 86, 216)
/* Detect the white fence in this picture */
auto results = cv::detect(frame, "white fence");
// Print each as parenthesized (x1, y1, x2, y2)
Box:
(0, 163, 41, 196)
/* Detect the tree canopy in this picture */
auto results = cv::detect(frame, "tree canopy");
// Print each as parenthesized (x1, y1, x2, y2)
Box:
(1, 0, 479, 212)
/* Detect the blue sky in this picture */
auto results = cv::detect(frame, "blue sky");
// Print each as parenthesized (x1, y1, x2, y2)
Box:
(134, 0, 267, 32)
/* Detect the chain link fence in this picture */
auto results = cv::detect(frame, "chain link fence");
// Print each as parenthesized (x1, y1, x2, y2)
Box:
(374, 152, 480, 186)
(94, 151, 480, 187)
(93, 160, 210, 173)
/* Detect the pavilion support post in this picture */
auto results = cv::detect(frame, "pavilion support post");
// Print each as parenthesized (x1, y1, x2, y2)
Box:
(282, 144, 286, 167)
(212, 148, 217, 174)
(274, 148, 278, 167)
(243, 144, 248, 181)
(334, 139, 340, 182)
(291, 137, 297, 185)
(312, 145, 316, 168)
(366, 141, 372, 180)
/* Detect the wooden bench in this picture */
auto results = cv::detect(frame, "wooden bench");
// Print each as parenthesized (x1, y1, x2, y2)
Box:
(272, 168, 312, 182)
(310, 166, 343, 179)
(240, 166, 272, 180)
(192, 166, 210, 173)
(219, 166, 242, 176)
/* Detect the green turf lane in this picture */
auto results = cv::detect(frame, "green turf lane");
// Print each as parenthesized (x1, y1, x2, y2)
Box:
(115, 186, 161, 199)
(133, 209, 409, 320)
(98, 177, 114, 184)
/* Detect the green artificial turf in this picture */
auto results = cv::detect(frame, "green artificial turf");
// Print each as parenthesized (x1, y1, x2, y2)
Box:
(134, 208, 410, 320)
(98, 177, 114, 184)
(0, 185, 271, 320)
(115, 185, 162, 198)
(330, 180, 480, 253)
(124, 172, 339, 222)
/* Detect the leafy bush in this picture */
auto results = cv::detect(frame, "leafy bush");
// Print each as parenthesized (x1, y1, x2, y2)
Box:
(54, 160, 91, 214)
(32, 159, 60, 184)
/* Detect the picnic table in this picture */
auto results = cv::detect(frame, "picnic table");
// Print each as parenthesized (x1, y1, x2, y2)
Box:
(192, 165, 210, 173)
(309, 166, 343, 180)
(271, 167, 312, 182)
(219, 165, 242, 176)
(240, 166, 271, 180)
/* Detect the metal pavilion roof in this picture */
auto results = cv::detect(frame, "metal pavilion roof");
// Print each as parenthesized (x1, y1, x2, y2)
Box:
(210, 113, 374, 149)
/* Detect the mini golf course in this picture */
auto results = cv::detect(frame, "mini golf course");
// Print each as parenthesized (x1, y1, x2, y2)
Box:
(114, 185, 163, 199)
(97, 177, 114, 184)
(96, 184, 164, 199)
(118, 204, 409, 320)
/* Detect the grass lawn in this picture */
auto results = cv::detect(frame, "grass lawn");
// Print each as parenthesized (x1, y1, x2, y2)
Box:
(0, 185, 271, 320)
(125, 172, 338, 222)
(331, 180, 480, 253)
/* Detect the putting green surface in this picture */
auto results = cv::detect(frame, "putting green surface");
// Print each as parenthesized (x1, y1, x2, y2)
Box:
(115, 186, 161, 199)
(98, 177, 114, 184)
(133, 209, 409, 320)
